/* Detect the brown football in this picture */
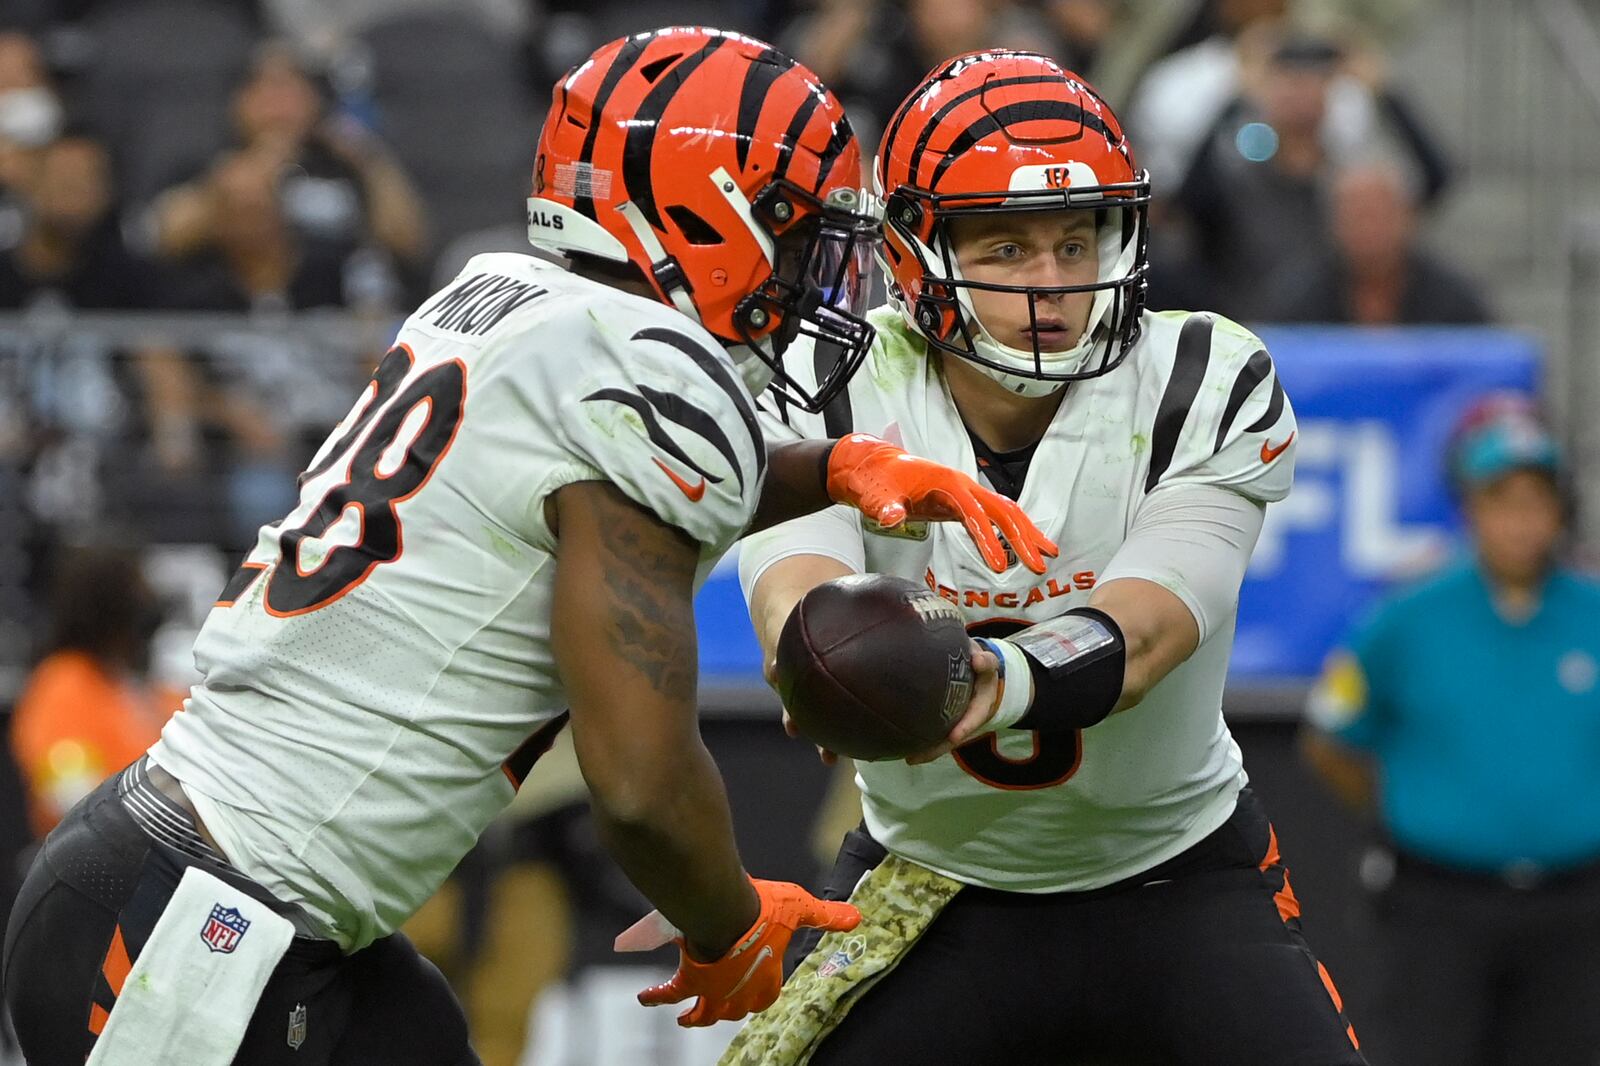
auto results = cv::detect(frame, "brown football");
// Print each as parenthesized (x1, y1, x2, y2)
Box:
(774, 574, 974, 761)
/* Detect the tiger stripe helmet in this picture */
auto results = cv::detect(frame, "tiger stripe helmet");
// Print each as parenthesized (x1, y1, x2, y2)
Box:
(877, 51, 1151, 396)
(528, 27, 879, 413)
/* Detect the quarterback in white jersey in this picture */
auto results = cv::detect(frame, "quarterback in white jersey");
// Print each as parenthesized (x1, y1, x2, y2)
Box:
(1, 30, 1054, 1066)
(729, 51, 1367, 1066)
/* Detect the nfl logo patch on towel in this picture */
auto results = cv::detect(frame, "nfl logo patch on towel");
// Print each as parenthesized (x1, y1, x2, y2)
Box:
(201, 904, 251, 954)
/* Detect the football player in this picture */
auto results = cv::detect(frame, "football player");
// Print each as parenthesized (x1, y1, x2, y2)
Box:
(729, 51, 1366, 1065)
(1, 29, 1056, 1066)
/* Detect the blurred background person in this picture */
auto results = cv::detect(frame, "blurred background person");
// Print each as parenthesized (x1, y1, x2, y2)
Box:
(0, 31, 62, 243)
(0, 132, 151, 311)
(149, 40, 427, 304)
(1126, 0, 1289, 191)
(1262, 157, 1492, 324)
(1303, 396, 1600, 1066)
(10, 543, 180, 840)
(780, 0, 1059, 150)
(156, 148, 363, 313)
(1154, 26, 1451, 318)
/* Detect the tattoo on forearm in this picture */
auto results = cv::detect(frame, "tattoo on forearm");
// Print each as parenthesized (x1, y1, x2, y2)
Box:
(595, 512, 698, 702)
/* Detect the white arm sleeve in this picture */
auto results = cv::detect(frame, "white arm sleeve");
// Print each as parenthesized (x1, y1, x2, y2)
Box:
(1098, 482, 1266, 644)
(736, 504, 865, 605)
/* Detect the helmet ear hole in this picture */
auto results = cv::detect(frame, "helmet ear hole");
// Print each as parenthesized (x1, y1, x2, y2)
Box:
(665, 204, 725, 246)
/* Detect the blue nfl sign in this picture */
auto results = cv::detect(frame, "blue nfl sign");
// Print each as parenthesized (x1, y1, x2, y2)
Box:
(200, 904, 251, 954)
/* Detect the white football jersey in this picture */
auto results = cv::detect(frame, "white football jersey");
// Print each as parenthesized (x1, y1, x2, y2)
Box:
(153, 253, 765, 949)
(746, 305, 1296, 892)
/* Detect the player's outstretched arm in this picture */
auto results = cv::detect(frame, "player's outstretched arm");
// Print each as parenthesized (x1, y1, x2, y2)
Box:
(550, 480, 759, 959)
(551, 481, 859, 1027)
(909, 484, 1262, 762)
(750, 436, 1058, 574)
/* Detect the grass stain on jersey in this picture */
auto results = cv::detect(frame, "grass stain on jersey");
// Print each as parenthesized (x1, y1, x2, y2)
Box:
(1130, 432, 1149, 454)
(485, 527, 524, 561)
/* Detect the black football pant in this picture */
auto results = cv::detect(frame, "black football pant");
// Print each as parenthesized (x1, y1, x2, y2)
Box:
(797, 789, 1367, 1066)
(2, 771, 480, 1065)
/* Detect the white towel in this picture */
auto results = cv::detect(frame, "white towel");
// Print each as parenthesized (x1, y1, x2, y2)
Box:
(88, 865, 296, 1065)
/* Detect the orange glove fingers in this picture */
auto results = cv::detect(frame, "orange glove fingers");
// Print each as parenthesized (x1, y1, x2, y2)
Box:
(938, 485, 1009, 572)
(981, 491, 1058, 574)
(637, 971, 690, 1007)
(793, 896, 862, 933)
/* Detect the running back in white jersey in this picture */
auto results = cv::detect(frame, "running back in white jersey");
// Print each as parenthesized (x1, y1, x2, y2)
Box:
(153, 253, 766, 949)
(745, 305, 1296, 892)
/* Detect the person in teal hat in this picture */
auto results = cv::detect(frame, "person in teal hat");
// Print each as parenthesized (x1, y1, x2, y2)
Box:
(1303, 393, 1600, 1066)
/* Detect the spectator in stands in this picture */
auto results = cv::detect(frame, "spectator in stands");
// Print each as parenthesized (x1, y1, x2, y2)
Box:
(1037, 0, 1117, 75)
(1263, 158, 1491, 324)
(0, 31, 61, 240)
(0, 133, 153, 310)
(152, 40, 427, 290)
(10, 544, 181, 838)
(1159, 29, 1451, 319)
(1126, 0, 1288, 189)
(1302, 396, 1600, 1066)
(159, 147, 357, 312)
(782, 0, 1057, 144)
(0, 132, 211, 481)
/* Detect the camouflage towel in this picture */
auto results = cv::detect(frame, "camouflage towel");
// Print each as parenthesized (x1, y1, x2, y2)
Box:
(718, 854, 964, 1066)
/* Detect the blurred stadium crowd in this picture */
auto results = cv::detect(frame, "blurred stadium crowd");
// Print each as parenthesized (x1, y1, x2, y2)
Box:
(1, 0, 1598, 1063)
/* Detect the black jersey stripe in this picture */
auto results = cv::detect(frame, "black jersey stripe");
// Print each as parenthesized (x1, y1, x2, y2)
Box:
(1144, 314, 1215, 493)
(1244, 375, 1286, 433)
(631, 326, 766, 480)
(927, 99, 1110, 189)
(573, 34, 653, 220)
(637, 384, 746, 492)
(583, 388, 725, 486)
(1214, 349, 1273, 454)
(812, 338, 855, 438)
(906, 75, 1061, 189)
(735, 47, 793, 170)
(503, 712, 570, 790)
(622, 36, 726, 231)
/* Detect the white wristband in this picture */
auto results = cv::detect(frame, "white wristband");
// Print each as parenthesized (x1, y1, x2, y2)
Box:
(977, 637, 1034, 731)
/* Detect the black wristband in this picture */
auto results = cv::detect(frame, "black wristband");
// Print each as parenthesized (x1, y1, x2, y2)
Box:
(1011, 607, 1126, 731)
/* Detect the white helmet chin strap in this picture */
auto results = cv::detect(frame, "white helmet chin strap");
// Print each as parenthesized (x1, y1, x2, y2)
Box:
(904, 208, 1140, 397)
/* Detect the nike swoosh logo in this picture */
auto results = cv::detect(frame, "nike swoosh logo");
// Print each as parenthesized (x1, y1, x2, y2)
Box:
(1260, 432, 1295, 464)
(727, 945, 774, 998)
(653, 457, 706, 501)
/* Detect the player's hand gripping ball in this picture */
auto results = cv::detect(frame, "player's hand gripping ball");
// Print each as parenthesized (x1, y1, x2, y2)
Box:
(774, 575, 975, 761)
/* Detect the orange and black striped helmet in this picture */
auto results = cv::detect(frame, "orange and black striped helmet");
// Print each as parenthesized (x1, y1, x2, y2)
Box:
(876, 51, 1150, 395)
(527, 27, 879, 413)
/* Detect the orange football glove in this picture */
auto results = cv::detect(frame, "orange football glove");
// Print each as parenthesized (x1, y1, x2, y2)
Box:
(622, 878, 860, 1028)
(826, 433, 1058, 574)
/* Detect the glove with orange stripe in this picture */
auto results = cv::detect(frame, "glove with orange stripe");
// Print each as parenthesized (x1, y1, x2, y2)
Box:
(826, 433, 1058, 574)
(616, 878, 861, 1027)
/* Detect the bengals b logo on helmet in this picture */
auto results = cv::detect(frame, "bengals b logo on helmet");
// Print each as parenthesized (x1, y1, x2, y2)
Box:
(527, 27, 880, 414)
